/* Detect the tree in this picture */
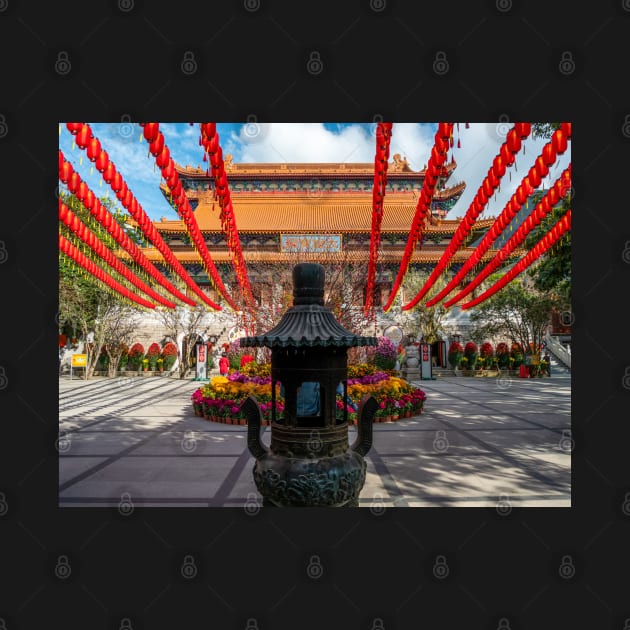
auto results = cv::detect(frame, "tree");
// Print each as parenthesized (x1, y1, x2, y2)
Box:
(102, 305, 140, 376)
(156, 306, 211, 378)
(531, 123, 561, 140)
(524, 196, 571, 307)
(468, 279, 561, 353)
(385, 270, 449, 342)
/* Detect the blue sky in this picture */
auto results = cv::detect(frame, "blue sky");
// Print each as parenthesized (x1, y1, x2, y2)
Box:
(59, 122, 571, 223)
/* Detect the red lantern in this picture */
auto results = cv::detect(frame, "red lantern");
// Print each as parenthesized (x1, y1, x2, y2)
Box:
(116, 181, 128, 201)
(95, 150, 109, 172)
(500, 143, 515, 166)
(60, 161, 73, 183)
(506, 129, 521, 154)
(431, 146, 446, 166)
(143, 123, 159, 143)
(492, 155, 506, 179)
(516, 185, 528, 206)
(528, 166, 541, 188)
(66, 122, 83, 135)
(202, 122, 216, 138)
(162, 162, 175, 180)
(535, 155, 549, 178)
(548, 187, 559, 206)
(76, 124, 92, 149)
(59, 202, 68, 222)
(542, 143, 556, 166)
(551, 129, 568, 154)
(561, 122, 571, 138)
(477, 189, 488, 207)
(103, 163, 116, 183)
(149, 133, 164, 157)
(156, 146, 170, 168)
(523, 177, 533, 196)
(487, 170, 500, 190)
(68, 172, 81, 194)
(514, 122, 531, 138)
(84, 190, 95, 210)
(438, 122, 452, 140)
(123, 190, 133, 209)
(483, 178, 494, 198)
(111, 172, 123, 192)
(87, 137, 101, 161)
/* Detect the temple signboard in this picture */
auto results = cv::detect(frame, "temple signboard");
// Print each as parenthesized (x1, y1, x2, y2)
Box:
(281, 234, 342, 254)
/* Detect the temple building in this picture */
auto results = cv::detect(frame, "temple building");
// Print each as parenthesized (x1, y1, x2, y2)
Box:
(127, 154, 523, 315)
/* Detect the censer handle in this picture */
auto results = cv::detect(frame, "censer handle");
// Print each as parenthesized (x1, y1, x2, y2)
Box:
(242, 395, 269, 459)
(351, 394, 378, 457)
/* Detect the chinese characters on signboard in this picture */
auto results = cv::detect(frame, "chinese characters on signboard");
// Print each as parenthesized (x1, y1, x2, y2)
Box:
(281, 234, 342, 253)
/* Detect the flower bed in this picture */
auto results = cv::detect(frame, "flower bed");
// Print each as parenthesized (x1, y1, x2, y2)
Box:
(191, 371, 426, 424)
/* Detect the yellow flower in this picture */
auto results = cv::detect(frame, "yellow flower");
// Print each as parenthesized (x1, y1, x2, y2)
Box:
(211, 376, 229, 386)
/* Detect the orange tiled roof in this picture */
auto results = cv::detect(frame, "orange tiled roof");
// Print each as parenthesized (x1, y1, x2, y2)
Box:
(152, 191, 484, 234)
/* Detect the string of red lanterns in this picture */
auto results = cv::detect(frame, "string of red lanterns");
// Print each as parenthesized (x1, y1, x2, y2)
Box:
(460, 209, 571, 310)
(424, 123, 571, 308)
(443, 164, 571, 308)
(364, 122, 393, 317)
(59, 233, 157, 309)
(59, 199, 177, 308)
(199, 122, 255, 315)
(66, 123, 219, 310)
(382, 122, 454, 312)
(141, 122, 237, 312)
(402, 122, 532, 311)
(59, 148, 197, 307)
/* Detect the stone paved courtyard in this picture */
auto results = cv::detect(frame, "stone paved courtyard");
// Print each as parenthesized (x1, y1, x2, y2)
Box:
(58, 373, 571, 508)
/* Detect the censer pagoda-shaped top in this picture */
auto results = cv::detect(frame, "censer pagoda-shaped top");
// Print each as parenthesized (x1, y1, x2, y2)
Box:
(240, 263, 377, 349)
